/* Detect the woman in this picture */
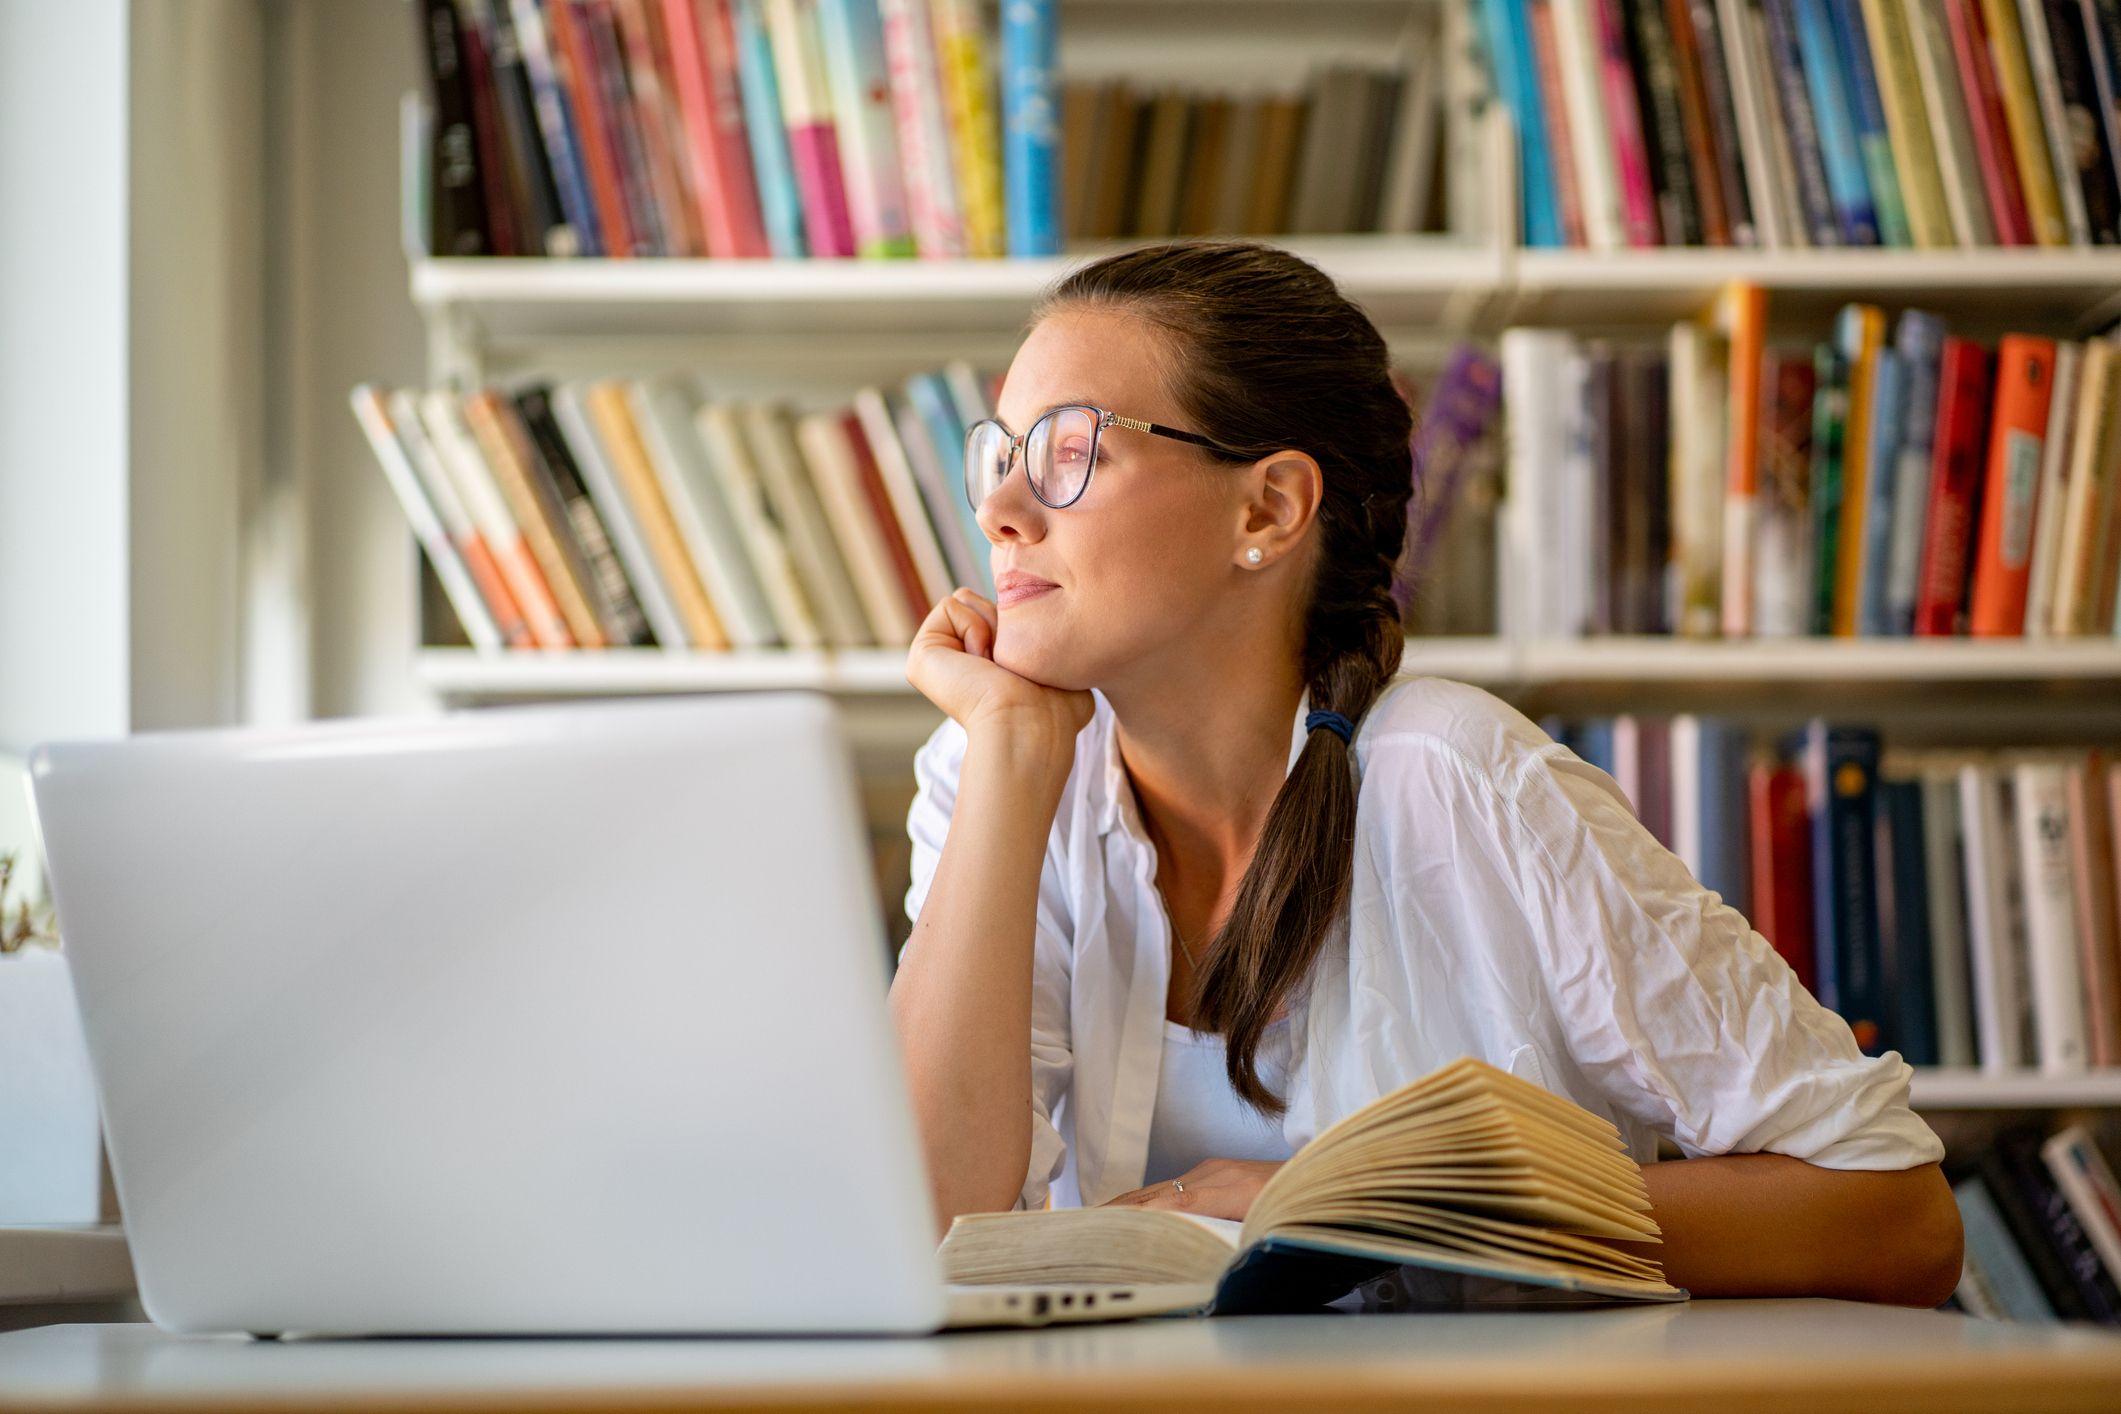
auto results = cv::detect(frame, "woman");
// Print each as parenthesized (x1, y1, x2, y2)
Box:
(890, 240, 1962, 1305)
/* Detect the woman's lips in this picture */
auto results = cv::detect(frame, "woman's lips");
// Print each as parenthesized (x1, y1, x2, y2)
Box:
(996, 581, 1058, 608)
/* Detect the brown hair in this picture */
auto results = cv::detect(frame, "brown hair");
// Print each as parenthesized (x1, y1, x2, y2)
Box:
(1035, 240, 1415, 1115)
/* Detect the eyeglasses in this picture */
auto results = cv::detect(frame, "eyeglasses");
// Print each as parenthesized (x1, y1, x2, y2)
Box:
(962, 404, 1251, 511)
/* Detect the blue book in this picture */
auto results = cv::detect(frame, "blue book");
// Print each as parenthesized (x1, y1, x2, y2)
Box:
(1760, 0, 1841, 245)
(1825, 0, 1909, 245)
(508, 0, 602, 256)
(1801, 720, 1883, 1044)
(1884, 312, 1946, 635)
(1000, 0, 1059, 256)
(1576, 719, 1615, 778)
(1790, 0, 1876, 244)
(1855, 348, 1906, 637)
(1476, 0, 1563, 247)
(1953, 1177, 2059, 1323)
(906, 372, 992, 596)
(1694, 719, 1750, 915)
(733, 0, 807, 258)
(1875, 778, 1937, 1065)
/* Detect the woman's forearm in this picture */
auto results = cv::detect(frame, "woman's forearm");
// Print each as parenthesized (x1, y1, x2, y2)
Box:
(889, 722, 1076, 1235)
(1618, 1154, 1963, 1305)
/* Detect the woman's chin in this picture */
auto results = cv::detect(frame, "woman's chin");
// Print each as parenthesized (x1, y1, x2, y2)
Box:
(994, 627, 1084, 690)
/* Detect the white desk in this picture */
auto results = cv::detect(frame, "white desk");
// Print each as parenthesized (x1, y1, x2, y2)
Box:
(1, 1301, 2119, 1413)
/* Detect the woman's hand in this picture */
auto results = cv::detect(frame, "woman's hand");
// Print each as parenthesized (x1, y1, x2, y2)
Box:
(906, 587, 1094, 741)
(1099, 1159, 1285, 1223)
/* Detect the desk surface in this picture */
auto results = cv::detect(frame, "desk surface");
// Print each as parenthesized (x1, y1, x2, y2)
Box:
(2, 1301, 2119, 1413)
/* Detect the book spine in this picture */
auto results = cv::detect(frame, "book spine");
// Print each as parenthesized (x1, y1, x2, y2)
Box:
(1761, 0, 1844, 243)
(1529, 1, 1591, 246)
(1555, 0, 1631, 248)
(2045, 1125, 2121, 1282)
(1955, 1176, 2062, 1321)
(1831, 304, 1885, 635)
(483, 0, 576, 255)
(1914, 339, 1995, 635)
(2068, 752, 2121, 1064)
(420, 0, 493, 255)
(1919, 771, 1979, 1066)
(1828, 0, 1910, 243)
(1875, 776, 1939, 1063)
(879, 0, 967, 256)
(581, 383, 729, 648)
(610, 0, 701, 256)
(1754, 349, 1817, 637)
(663, 0, 771, 258)
(2000, 1130, 2121, 1318)
(932, 0, 1008, 257)
(999, 0, 1058, 256)
(549, 382, 689, 650)
(1858, 0, 1954, 246)
(2045, 0, 2121, 241)
(728, 0, 808, 256)
(2027, 341, 2086, 637)
(1750, 758, 1819, 989)
(1985, 0, 2074, 243)
(1808, 343, 1850, 636)
(465, 390, 610, 647)
(1718, 0, 1789, 246)
(838, 409, 934, 626)
(419, 390, 577, 648)
(511, 0, 604, 254)
(1666, 0, 1732, 243)
(2086, 0, 2121, 230)
(1793, 0, 1880, 242)
(385, 387, 536, 648)
(2013, 760, 2092, 1072)
(763, 0, 856, 258)
(1906, 0, 1996, 246)
(456, 6, 521, 255)
(2018, 0, 2096, 242)
(515, 384, 653, 646)
(589, 0, 670, 253)
(1689, 0, 1757, 244)
(1883, 311, 1945, 635)
(1952, 0, 2037, 243)
(546, 0, 637, 255)
(1593, 0, 1667, 244)
(1626, 0, 1706, 243)
(352, 385, 506, 651)
(1969, 335, 2060, 635)
(1719, 282, 1766, 635)
(816, 0, 916, 256)
(1828, 725, 1886, 1050)
(1854, 345, 1906, 636)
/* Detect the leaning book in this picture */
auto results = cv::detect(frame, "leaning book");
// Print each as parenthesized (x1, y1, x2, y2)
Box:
(938, 1057, 1687, 1314)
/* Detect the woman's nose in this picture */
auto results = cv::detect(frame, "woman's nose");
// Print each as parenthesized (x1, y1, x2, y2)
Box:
(975, 458, 1045, 544)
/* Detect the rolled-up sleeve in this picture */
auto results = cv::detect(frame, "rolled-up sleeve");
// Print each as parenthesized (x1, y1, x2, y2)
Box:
(1394, 731, 1945, 1171)
(902, 718, 1074, 1209)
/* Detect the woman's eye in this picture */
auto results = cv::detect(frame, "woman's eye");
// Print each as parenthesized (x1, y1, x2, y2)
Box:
(1056, 441, 1091, 464)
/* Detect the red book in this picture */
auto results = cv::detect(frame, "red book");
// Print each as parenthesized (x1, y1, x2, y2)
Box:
(1913, 338, 1996, 636)
(660, 0, 769, 257)
(1947, 0, 2033, 246)
(1527, 0, 1587, 247)
(839, 411, 931, 624)
(1747, 760, 1816, 994)
(458, 13, 521, 256)
(547, 0, 638, 256)
(1968, 335, 2058, 637)
(1594, 0, 1661, 246)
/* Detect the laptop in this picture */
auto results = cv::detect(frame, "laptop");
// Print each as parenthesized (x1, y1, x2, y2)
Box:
(27, 694, 1210, 1336)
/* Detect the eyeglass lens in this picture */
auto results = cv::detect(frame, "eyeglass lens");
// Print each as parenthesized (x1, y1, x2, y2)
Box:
(963, 406, 1102, 510)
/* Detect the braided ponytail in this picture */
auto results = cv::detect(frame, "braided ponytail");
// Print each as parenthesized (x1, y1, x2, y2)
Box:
(1038, 240, 1415, 1114)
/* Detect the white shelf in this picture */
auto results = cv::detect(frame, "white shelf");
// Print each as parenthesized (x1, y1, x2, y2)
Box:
(1909, 1068, 2121, 1110)
(417, 637, 2121, 702)
(412, 243, 2121, 343)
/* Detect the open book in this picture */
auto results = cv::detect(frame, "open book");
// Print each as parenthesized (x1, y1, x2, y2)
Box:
(939, 1057, 1687, 1314)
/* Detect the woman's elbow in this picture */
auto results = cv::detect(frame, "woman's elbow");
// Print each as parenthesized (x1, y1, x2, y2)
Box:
(1881, 1163, 1964, 1308)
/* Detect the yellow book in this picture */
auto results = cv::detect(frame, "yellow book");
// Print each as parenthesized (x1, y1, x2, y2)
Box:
(1858, 0, 1953, 248)
(583, 381, 730, 651)
(1833, 305, 1885, 637)
(932, 0, 1006, 257)
(1980, 0, 2070, 246)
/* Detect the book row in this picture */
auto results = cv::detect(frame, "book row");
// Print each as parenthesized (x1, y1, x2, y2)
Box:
(415, 0, 1057, 261)
(1542, 714, 2121, 1074)
(351, 370, 1006, 652)
(1501, 298, 2121, 640)
(1950, 1123, 2121, 1325)
(1479, 0, 2121, 249)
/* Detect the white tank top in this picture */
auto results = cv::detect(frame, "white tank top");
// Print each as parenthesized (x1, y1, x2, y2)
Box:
(1141, 1015, 1297, 1186)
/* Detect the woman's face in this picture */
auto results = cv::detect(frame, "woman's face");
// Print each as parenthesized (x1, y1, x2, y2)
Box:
(977, 306, 1259, 690)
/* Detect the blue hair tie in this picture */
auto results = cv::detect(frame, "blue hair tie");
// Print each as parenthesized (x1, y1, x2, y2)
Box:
(1305, 709, 1354, 745)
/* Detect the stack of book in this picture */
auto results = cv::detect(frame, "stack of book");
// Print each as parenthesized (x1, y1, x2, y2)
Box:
(1952, 1123, 2121, 1325)
(351, 369, 1001, 651)
(414, 0, 1057, 259)
(1478, 0, 2121, 249)
(1542, 713, 2121, 1074)
(1503, 295, 2121, 639)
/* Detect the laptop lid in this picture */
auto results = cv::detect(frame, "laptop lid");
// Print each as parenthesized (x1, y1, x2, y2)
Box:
(28, 694, 948, 1335)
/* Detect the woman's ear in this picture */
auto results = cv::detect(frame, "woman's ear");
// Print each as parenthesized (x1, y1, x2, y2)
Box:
(1233, 450, 1323, 571)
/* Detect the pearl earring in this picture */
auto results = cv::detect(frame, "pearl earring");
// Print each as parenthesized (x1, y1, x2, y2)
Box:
(1245, 547, 1264, 566)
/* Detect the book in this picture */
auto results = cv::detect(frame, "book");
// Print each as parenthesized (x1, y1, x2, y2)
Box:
(1875, 774, 1939, 1062)
(1960, 761, 2036, 1071)
(997, 0, 1058, 255)
(352, 384, 507, 651)
(2067, 750, 2121, 1064)
(694, 399, 825, 648)
(1983, 0, 2073, 244)
(1749, 756, 1818, 989)
(1913, 337, 1995, 635)
(581, 379, 731, 649)
(740, 401, 877, 648)
(731, 0, 808, 257)
(2022, 340, 2086, 638)
(1881, 310, 1945, 634)
(818, 0, 916, 257)
(1919, 767, 1980, 1066)
(418, 388, 577, 648)
(1830, 304, 1885, 633)
(515, 382, 656, 646)
(2043, 1125, 2121, 1288)
(1803, 719, 1884, 1045)
(1907, 0, 1999, 246)
(2011, 757, 2090, 1073)
(550, 380, 693, 651)
(938, 1057, 1686, 1311)
(1952, 0, 2037, 244)
(463, 388, 611, 647)
(1859, 0, 1953, 245)
(1953, 1175, 2059, 1321)
(1969, 334, 2060, 635)
(2018, 0, 2098, 244)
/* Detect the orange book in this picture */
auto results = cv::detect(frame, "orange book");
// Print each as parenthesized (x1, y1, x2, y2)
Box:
(463, 391, 609, 649)
(1717, 283, 1767, 637)
(417, 390, 576, 650)
(582, 382, 730, 649)
(546, 0, 636, 257)
(1968, 334, 2059, 636)
(1832, 305, 1885, 637)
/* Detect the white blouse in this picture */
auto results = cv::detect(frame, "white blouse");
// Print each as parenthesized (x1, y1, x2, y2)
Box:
(901, 675, 1944, 1211)
(1143, 1016, 1297, 1187)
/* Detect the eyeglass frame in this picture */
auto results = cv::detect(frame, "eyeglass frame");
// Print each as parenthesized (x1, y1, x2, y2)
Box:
(962, 404, 1254, 511)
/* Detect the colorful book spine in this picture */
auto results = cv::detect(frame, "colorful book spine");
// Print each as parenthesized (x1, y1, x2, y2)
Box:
(1602, 0, 1674, 244)
(1882, 311, 1946, 635)
(1969, 334, 2060, 635)
(932, 0, 1008, 258)
(764, 0, 856, 258)
(1761, 0, 1843, 244)
(732, 0, 809, 256)
(1983, 0, 2073, 243)
(1792, 0, 1879, 242)
(1952, 0, 2036, 244)
(1875, 775, 1939, 1063)
(1479, 0, 1568, 246)
(1826, 0, 1910, 243)
(1808, 342, 1850, 635)
(1853, 345, 1906, 635)
(546, 0, 638, 255)
(1529, 0, 1590, 246)
(1831, 303, 1885, 635)
(1915, 341, 1995, 635)
(998, 0, 1058, 256)
(817, 0, 917, 257)
(1803, 720, 1885, 1046)
(879, 0, 966, 257)
(662, 0, 772, 257)
(2019, 0, 2097, 243)
(1718, 282, 1766, 635)
(510, 0, 604, 255)
(1857, 0, 1953, 246)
